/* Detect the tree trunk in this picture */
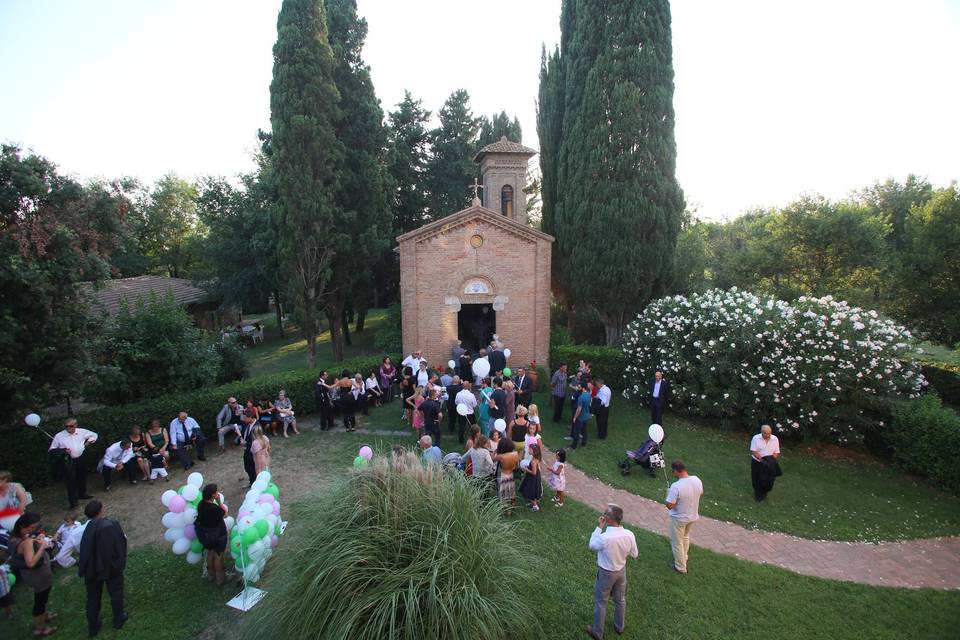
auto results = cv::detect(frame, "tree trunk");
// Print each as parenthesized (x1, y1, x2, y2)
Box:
(355, 308, 366, 332)
(306, 331, 317, 368)
(341, 307, 352, 346)
(327, 307, 345, 362)
(274, 292, 285, 338)
(602, 312, 624, 347)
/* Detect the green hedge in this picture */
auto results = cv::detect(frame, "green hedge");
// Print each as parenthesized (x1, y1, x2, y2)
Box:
(549, 344, 627, 391)
(1, 355, 392, 488)
(920, 362, 960, 406)
(885, 395, 960, 494)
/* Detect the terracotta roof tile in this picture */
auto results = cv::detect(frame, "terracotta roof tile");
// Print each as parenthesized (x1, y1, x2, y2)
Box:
(89, 276, 210, 316)
(474, 136, 537, 161)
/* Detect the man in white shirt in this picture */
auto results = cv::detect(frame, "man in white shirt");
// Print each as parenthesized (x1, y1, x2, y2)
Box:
(168, 411, 206, 469)
(99, 439, 137, 490)
(454, 380, 478, 440)
(401, 350, 425, 372)
(665, 460, 703, 574)
(750, 424, 782, 502)
(595, 378, 612, 440)
(54, 518, 89, 568)
(49, 417, 98, 508)
(587, 503, 638, 639)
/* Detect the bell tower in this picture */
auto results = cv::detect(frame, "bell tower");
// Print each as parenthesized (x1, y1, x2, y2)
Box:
(475, 136, 537, 225)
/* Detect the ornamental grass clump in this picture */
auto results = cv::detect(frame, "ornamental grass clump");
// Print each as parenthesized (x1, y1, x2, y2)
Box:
(622, 288, 926, 442)
(244, 450, 536, 640)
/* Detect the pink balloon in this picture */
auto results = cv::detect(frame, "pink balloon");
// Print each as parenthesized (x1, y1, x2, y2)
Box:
(238, 509, 250, 518)
(183, 524, 196, 541)
(258, 493, 275, 505)
(272, 502, 280, 516)
(270, 534, 279, 548)
(359, 446, 373, 461)
(169, 496, 186, 514)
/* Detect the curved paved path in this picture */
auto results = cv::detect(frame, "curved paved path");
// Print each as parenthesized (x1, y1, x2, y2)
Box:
(542, 448, 960, 590)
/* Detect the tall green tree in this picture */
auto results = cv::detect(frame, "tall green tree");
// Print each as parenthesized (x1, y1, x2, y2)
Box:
(324, 0, 391, 361)
(0, 145, 123, 418)
(133, 174, 205, 278)
(476, 110, 522, 149)
(425, 89, 480, 219)
(387, 91, 431, 235)
(270, 0, 343, 367)
(549, 0, 684, 344)
(537, 43, 566, 299)
(859, 175, 933, 252)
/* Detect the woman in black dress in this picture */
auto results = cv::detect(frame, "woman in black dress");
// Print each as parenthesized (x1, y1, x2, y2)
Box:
(195, 484, 228, 586)
(128, 425, 151, 482)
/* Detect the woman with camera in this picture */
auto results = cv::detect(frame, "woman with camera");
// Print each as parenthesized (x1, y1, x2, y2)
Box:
(8, 512, 57, 636)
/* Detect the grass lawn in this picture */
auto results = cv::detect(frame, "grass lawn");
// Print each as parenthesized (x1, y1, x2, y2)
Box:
(913, 340, 960, 366)
(10, 421, 958, 640)
(245, 308, 388, 377)
(536, 392, 960, 541)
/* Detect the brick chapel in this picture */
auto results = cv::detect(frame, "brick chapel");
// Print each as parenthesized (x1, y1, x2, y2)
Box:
(397, 137, 553, 368)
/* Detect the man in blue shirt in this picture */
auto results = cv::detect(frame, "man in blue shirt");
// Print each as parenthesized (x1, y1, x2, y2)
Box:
(168, 411, 206, 468)
(419, 435, 443, 466)
(571, 381, 594, 450)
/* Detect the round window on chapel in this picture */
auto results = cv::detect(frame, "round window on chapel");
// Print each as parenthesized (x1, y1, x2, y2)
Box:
(469, 234, 484, 249)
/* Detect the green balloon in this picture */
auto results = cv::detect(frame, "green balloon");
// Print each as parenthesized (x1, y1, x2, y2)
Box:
(255, 520, 269, 539)
(5, 572, 14, 587)
(353, 456, 368, 469)
(241, 526, 260, 546)
(503, 367, 512, 377)
(265, 482, 280, 499)
(190, 539, 203, 554)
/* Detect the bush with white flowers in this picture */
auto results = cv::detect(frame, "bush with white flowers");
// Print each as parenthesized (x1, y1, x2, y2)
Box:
(621, 289, 926, 442)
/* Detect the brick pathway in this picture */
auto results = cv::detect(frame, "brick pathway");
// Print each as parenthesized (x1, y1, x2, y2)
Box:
(542, 449, 960, 590)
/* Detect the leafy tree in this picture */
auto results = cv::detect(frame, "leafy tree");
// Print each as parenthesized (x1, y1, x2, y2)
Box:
(86, 293, 226, 404)
(324, 0, 391, 361)
(387, 91, 431, 235)
(0, 145, 122, 418)
(859, 175, 933, 251)
(891, 185, 960, 344)
(425, 89, 480, 219)
(132, 174, 205, 278)
(476, 110, 522, 149)
(537, 43, 568, 301)
(670, 213, 712, 296)
(550, 0, 684, 344)
(270, 0, 343, 367)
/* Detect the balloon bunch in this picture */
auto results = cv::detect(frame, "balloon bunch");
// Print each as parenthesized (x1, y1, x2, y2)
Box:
(229, 471, 282, 584)
(159, 472, 226, 566)
(353, 445, 373, 469)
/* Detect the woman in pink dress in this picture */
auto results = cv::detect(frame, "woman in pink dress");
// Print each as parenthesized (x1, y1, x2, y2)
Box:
(250, 425, 272, 475)
(407, 386, 426, 437)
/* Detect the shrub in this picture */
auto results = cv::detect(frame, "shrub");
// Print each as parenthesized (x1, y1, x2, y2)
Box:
(373, 303, 402, 354)
(244, 451, 537, 640)
(886, 395, 960, 494)
(550, 344, 626, 390)
(621, 289, 926, 442)
(920, 362, 960, 406)
(1, 354, 392, 488)
(215, 336, 249, 383)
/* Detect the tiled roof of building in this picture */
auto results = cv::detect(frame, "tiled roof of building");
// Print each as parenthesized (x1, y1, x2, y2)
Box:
(474, 136, 537, 161)
(89, 276, 210, 316)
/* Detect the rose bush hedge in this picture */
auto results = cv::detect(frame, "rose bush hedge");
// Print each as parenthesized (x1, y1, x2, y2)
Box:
(621, 288, 926, 442)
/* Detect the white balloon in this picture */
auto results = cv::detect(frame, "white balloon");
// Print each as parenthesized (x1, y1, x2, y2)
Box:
(172, 537, 191, 555)
(258, 503, 273, 517)
(163, 527, 183, 543)
(648, 424, 664, 444)
(504, 348, 511, 359)
(255, 470, 271, 484)
(252, 480, 268, 493)
(182, 508, 197, 526)
(237, 515, 256, 531)
(494, 418, 506, 433)
(456, 403, 470, 416)
(161, 512, 180, 529)
(186, 551, 203, 565)
(448, 359, 456, 369)
(181, 485, 199, 502)
(243, 564, 260, 582)
(223, 516, 236, 532)
(245, 490, 260, 503)
(24, 413, 41, 427)
(187, 472, 204, 488)
(472, 358, 490, 378)
(160, 490, 177, 508)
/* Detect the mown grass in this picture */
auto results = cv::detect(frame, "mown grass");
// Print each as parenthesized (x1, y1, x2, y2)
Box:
(536, 392, 960, 541)
(245, 308, 388, 377)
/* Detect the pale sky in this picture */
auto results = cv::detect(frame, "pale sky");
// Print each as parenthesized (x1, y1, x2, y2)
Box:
(1, 0, 958, 220)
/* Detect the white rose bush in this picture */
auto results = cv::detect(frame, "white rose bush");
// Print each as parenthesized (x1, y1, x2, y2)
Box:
(622, 288, 926, 442)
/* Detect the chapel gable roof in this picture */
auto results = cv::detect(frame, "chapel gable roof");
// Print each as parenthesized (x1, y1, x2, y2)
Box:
(396, 204, 554, 244)
(474, 136, 537, 162)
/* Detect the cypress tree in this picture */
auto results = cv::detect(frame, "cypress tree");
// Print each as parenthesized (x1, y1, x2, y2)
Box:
(425, 89, 480, 219)
(536, 44, 566, 298)
(270, 0, 342, 367)
(387, 91, 432, 235)
(477, 110, 523, 149)
(324, 0, 391, 361)
(551, 0, 684, 344)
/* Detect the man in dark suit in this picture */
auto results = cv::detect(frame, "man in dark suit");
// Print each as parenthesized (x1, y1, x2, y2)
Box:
(446, 375, 464, 437)
(650, 370, 670, 427)
(488, 345, 506, 377)
(513, 367, 533, 407)
(78, 500, 128, 636)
